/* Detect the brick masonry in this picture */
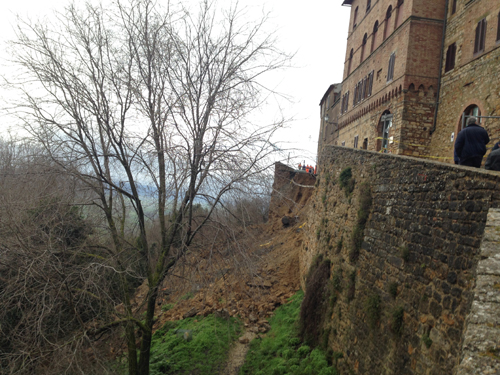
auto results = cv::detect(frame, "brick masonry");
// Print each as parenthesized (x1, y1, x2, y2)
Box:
(320, 0, 500, 164)
(428, 0, 500, 162)
(300, 146, 500, 374)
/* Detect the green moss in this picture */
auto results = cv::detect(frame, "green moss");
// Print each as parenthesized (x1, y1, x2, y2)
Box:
(365, 293, 381, 329)
(161, 303, 175, 312)
(336, 237, 343, 253)
(389, 282, 398, 298)
(422, 333, 433, 348)
(332, 270, 342, 292)
(179, 292, 194, 300)
(346, 271, 356, 302)
(338, 167, 352, 190)
(391, 306, 404, 336)
(240, 291, 338, 375)
(400, 246, 410, 262)
(149, 314, 242, 375)
(349, 183, 372, 263)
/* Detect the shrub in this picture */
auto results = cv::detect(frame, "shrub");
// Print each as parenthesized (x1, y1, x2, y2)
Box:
(297, 345, 311, 357)
(338, 167, 352, 190)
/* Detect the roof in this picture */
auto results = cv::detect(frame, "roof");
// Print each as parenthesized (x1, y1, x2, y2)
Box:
(341, 0, 353, 6)
(319, 84, 342, 106)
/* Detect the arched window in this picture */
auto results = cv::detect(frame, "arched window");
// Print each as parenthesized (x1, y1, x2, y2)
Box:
(384, 6, 392, 40)
(367, 0, 371, 12)
(461, 105, 481, 130)
(361, 33, 368, 62)
(348, 49, 354, 75)
(371, 21, 379, 53)
(353, 6, 359, 29)
(396, 0, 404, 28)
(378, 111, 393, 152)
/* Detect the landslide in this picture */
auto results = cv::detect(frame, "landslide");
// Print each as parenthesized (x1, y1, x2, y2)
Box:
(149, 163, 317, 333)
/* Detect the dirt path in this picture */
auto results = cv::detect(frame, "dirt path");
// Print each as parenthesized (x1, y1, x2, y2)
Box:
(221, 330, 257, 375)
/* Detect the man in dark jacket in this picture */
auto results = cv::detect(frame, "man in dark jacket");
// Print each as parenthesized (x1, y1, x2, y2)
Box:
(485, 145, 500, 171)
(454, 116, 490, 168)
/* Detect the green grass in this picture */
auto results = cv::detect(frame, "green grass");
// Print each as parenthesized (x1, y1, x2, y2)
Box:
(149, 314, 242, 375)
(240, 291, 338, 375)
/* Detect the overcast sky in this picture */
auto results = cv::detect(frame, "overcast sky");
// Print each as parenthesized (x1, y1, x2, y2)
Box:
(0, 0, 351, 165)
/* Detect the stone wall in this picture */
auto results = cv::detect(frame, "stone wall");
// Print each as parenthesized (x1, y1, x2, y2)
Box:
(301, 145, 500, 374)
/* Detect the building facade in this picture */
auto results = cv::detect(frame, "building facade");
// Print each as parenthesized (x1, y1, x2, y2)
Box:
(429, 0, 500, 160)
(318, 83, 342, 150)
(319, 0, 500, 161)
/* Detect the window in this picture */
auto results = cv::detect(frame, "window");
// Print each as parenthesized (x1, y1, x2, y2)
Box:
(342, 141, 346, 147)
(461, 105, 481, 130)
(384, 6, 392, 40)
(497, 12, 500, 42)
(371, 21, 379, 53)
(474, 18, 487, 55)
(348, 49, 354, 75)
(341, 91, 350, 114)
(362, 138, 368, 150)
(354, 135, 359, 148)
(353, 6, 359, 29)
(396, 0, 404, 28)
(367, 0, 371, 12)
(445, 43, 456, 72)
(387, 53, 396, 82)
(361, 34, 368, 61)
(451, 0, 457, 15)
(353, 71, 374, 106)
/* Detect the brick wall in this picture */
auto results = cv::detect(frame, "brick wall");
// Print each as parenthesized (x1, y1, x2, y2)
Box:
(337, 0, 445, 156)
(301, 145, 500, 374)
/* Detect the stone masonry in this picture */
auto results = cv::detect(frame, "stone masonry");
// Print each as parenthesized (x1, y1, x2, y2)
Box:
(456, 208, 500, 375)
(300, 145, 500, 374)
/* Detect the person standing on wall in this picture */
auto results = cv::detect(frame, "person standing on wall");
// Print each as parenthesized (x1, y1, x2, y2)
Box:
(454, 116, 490, 168)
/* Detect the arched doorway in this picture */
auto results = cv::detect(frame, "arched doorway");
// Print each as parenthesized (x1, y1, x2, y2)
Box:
(378, 110, 392, 152)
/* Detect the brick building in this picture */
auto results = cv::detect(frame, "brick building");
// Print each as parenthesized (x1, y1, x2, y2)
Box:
(318, 0, 500, 161)
(428, 0, 500, 161)
(318, 83, 342, 150)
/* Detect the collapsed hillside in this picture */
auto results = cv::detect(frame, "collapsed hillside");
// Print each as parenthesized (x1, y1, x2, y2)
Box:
(127, 163, 316, 341)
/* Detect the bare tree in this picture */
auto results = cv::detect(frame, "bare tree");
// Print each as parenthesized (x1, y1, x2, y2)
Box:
(5, 0, 290, 373)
